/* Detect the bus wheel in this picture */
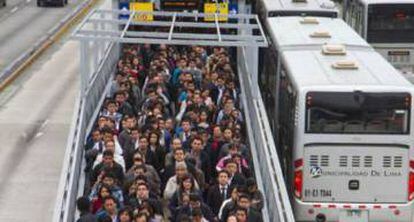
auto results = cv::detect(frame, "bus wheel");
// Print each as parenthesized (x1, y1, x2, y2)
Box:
(37, 0, 42, 6)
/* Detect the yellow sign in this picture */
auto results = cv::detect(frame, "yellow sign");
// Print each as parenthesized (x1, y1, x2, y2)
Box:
(204, 3, 228, 22)
(130, 2, 153, 22)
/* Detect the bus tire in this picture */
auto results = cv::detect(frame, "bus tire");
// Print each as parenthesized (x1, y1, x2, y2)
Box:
(37, 0, 43, 7)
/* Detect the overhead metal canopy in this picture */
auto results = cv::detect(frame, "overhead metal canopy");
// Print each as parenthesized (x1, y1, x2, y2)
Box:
(72, 8, 268, 100)
(72, 9, 268, 47)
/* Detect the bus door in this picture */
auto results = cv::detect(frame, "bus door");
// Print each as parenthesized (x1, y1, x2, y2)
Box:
(343, 0, 365, 37)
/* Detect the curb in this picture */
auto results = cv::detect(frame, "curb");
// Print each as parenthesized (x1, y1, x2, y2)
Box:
(0, 0, 99, 92)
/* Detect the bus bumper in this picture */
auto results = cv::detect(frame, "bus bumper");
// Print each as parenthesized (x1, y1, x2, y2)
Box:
(293, 198, 414, 222)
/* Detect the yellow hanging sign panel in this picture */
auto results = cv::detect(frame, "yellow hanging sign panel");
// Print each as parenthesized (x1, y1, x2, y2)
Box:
(204, 3, 228, 22)
(130, 2, 154, 22)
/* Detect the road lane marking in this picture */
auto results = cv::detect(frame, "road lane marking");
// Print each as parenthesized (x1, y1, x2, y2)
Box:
(35, 132, 44, 138)
(10, 7, 18, 13)
(39, 119, 49, 131)
(0, 0, 100, 92)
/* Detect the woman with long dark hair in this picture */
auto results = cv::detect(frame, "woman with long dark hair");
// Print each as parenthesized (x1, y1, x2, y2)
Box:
(91, 184, 111, 214)
(169, 174, 202, 218)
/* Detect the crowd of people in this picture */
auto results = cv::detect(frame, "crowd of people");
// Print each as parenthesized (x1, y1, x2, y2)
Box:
(76, 43, 264, 222)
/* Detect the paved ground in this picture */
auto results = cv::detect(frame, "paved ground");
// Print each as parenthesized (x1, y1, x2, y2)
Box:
(0, 0, 84, 72)
(0, 39, 79, 221)
(0, 0, 111, 219)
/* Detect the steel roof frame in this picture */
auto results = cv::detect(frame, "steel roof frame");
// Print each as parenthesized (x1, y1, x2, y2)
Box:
(72, 9, 268, 47)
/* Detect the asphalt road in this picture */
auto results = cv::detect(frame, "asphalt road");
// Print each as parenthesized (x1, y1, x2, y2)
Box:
(0, 0, 84, 72)
(0, 40, 79, 221)
(0, 0, 112, 219)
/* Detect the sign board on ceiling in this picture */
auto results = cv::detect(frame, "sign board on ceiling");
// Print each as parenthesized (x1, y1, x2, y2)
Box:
(130, 2, 154, 22)
(161, 0, 199, 11)
(119, 1, 130, 19)
(204, 3, 229, 21)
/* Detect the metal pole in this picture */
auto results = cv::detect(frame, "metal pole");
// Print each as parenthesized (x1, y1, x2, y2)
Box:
(215, 13, 222, 42)
(168, 13, 177, 41)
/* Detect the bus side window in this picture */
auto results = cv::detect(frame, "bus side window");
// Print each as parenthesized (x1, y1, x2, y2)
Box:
(355, 3, 364, 34)
(278, 66, 295, 142)
(260, 47, 278, 130)
(358, 3, 365, 36)
(351, 3, 358, 30)
(350, 1, 364, 35)
(345, 0, 355, 26)
(344, 0, 353, 22)
(278, 65, 296, 177)
(258, 48, 269, 91)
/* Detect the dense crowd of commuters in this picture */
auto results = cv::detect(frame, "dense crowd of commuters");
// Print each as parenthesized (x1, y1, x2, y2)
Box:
(76, 43, 264, 222)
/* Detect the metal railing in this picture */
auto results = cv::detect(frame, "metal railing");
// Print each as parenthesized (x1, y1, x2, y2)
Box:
(238, 46, 295, 222)
(52, 41, 119, 222)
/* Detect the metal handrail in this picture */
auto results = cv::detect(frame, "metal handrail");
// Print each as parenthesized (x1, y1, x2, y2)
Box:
(52, 42, 119, 222)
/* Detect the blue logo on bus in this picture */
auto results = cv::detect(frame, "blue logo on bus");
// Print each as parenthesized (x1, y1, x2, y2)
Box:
(310, 166, 322, 178)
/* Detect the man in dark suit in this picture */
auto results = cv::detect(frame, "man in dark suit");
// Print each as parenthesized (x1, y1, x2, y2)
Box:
(137, 136, 160, 171)
(187, 136, 212, 184)
(90, 150, 124, 185)
(176, 193, 215, 222)
(207, 170, 231, 215)
(129, 182, 162, 215)
(84, 129, 104, 171)
(210, 76, 226, 105)
(237, 194, 263, 222)
(76, 196, 97, 222)
(224, 159, 246, 188)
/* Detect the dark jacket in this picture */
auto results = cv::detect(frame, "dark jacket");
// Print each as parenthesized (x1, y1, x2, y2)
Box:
(140, 148, 161, 171)
(77, 212, 97, 222)
(229, 173, 246, 188)
(128, 196, 163, 215)
(175, 203, 215, 222)
(207, 184, 231, 215)
(90, 162, 124, 185)
(187, 150, 212, 184)
(247, 208, 263, 222)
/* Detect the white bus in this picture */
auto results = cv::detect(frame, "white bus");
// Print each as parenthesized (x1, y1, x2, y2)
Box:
(256, 0, 339, 20)
(260, 16, 414, 221)
(256, 0, 340, 81)
(343, 0, 414, 75)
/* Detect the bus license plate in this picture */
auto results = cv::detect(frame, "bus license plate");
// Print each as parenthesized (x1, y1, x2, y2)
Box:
(339, 210, 368, 222)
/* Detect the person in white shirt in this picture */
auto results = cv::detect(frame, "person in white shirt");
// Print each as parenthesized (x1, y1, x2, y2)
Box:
(93, 140, 126, 172)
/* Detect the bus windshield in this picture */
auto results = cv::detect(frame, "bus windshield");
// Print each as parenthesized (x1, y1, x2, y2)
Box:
(367, 4, 414, 43)
(306, 92, 411, 134)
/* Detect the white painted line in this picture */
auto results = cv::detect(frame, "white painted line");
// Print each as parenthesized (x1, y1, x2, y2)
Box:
(39, 119, 49, 131)
(35, 132, 44, 138)
(10, 7, 18, 13)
